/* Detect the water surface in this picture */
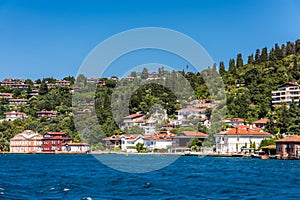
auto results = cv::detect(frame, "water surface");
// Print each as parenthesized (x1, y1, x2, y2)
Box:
(0, 154, 299, 199)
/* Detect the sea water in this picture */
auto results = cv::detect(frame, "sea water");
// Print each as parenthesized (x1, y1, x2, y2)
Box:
(0, 154, 300, 199)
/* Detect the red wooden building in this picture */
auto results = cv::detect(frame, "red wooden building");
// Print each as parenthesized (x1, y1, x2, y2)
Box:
(41, 132, 71, 153)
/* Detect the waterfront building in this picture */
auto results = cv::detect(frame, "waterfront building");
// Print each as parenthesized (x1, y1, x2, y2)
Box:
(103, 135, 122, 149)
(275, 136, 300, 159)
(62, 143, 90, 153)
(120, 134, 144, 152)
(144, 132, 174, 151)
(41, 132, 71, 152)
(215, 126, 272, 154)
(10, 130, 43, 153)
(172, 131, 208, 148)
(271, 82, 300, 106)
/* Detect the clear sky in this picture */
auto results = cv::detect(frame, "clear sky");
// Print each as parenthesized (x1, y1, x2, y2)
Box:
(0, 0, 300, 80)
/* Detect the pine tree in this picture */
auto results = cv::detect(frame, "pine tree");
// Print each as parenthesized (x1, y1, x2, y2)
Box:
(296, 39, 300, 54)
(281, 44, 286, 57)
(260, 47, 268, 62)
(219, 61, 225, 76)
(255, 49, 260, 62)
(286, 41, 295, 55)
(228, 59, 236, 74)
(269, 48, 276, 62)
(39, 82, 49, 95)
(247, 54, 254, 64)
(236, 53, 243, 68)
(275, 43, 283, 60)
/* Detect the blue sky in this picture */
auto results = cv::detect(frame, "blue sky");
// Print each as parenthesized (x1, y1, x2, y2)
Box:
(0, 0, 300, 80)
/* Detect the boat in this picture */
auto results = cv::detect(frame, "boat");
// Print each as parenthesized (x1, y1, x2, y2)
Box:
(261, 155, 269, 160)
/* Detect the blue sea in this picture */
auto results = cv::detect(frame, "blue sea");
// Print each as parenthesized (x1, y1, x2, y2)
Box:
(1, 154, 300, 200)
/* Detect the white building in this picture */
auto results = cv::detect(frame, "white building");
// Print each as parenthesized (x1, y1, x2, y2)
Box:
(224, 118, 246, 127)
(272, 82, 300, 106)
(176, 107, 206, 120)
(9, 98, 28, 106)
(5, 111, 27, 121)
(122, 113, 145, 128)
(10, 130, 43, 153)
(62, 143, 90, 153)
(144, 133, 173, 151)
(215, 125, 272, 154)
(121, 134, 144, 152)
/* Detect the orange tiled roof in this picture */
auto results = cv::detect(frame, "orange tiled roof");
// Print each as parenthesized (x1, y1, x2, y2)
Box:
(225, 118, 246, 122)
(221, 126, 271, 136)
(180, 131, 208, 137)
(275, 136, 300, 143)
(177, 107, 206, 112)
(253, 118, 269, 124)
(123, 113, 144, 119)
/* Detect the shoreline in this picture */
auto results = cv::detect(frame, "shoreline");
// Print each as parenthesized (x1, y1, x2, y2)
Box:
(1, 151, 298, 160)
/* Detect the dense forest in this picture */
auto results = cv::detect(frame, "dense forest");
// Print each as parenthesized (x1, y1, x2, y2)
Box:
(0, 39, 300, 151)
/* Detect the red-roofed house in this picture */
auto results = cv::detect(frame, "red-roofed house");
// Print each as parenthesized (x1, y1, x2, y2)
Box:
(275, 136, 300, 159)
(36, 110, 58, 118)
(10, 130, 43, 153)
(224, 118, 246, 127)
(5, 111, 27, 121)
(253, 118, 269, 129)
(0, 93, 13, 99)
(41, 132, 71, 152)
(56, 80, 70, 86)
(215, 126, 272, 153)
(121, 134, 144, 152)
(8, 98, 28, 106)
(144, 132, 173, 151)
(103, 135, 122, 149)
(122, 113, 145, 128)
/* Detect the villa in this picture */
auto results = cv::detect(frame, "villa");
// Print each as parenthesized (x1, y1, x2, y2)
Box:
(253, 118, 270, 129)
(36, 110, 58, 118)
(10, 130, 43, 153)
(121, 134, 144, 152)
(144, 132, 174, 151)
(8, 98, 28, 106)
(103, 135, 122, 149)
(215, 125, 272, 154)
(122, 113, 145, 128)
(41, 132, 72, 152)
(176, 107, 206, 121)
(55, 80, 71, 86)
(5, 111, 27, 121)
(0, 93, 13, 99)
(224, 118, 246, 127)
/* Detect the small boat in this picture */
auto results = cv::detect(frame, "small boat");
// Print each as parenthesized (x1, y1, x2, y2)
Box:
(261, 155, 269, 160)
(251, 153, 261, 158)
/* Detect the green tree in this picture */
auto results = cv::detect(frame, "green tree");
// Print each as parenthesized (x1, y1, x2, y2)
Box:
(39, 82, 49, 95)
(219, 61, 225, 76)
(236, 53, 243, 68)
